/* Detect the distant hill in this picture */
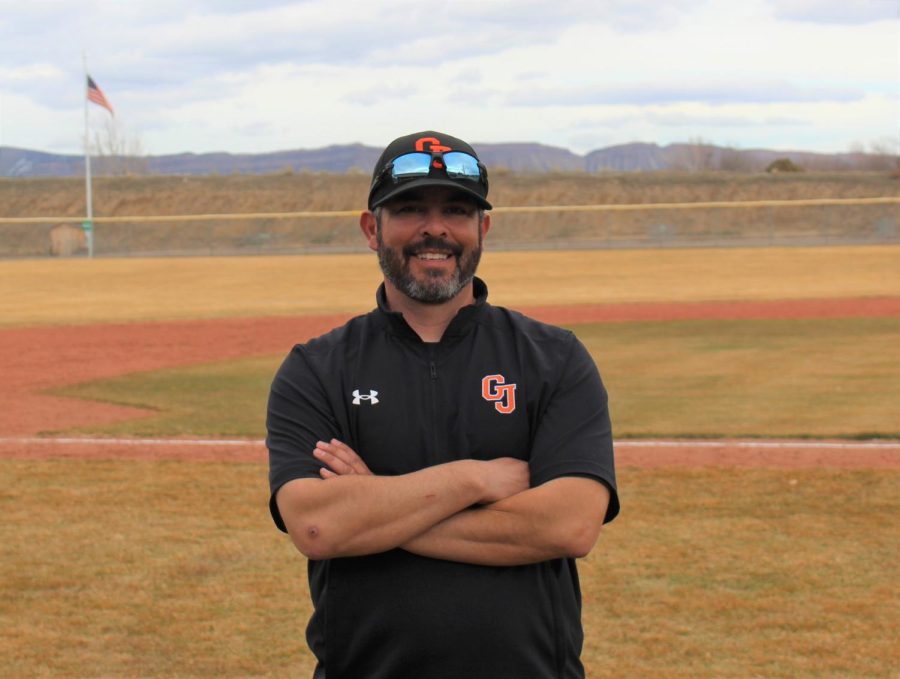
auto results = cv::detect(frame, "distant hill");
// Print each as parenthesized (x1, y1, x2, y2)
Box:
(0, 141, 890, 177)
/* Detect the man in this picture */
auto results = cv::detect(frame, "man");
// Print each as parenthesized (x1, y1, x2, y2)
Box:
(267, 131, 619, 678)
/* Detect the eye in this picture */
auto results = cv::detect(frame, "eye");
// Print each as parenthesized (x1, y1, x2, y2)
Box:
(394, 204, 425, 214)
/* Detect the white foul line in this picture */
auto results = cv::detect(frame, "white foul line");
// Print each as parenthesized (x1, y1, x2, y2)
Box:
(614, 440, 900, 450)
(0, 437, 898, 450)
(0, 436, 264, 447)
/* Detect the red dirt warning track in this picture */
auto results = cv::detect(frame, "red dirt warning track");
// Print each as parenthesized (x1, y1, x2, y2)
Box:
(2, 296, 899, 468)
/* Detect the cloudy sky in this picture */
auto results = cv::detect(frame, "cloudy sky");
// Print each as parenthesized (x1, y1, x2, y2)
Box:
(0, 0, 897, 156)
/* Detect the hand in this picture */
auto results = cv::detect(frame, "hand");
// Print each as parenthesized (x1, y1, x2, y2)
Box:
(478, 457, 530, 504)
(313, 439, 373, 479)
(313, 440, 528, 504)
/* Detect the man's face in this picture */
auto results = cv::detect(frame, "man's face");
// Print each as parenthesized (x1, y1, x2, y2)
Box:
(375, 187, 487, 304)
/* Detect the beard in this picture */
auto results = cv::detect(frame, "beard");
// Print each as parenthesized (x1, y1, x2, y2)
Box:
(377, 231, 482, 304)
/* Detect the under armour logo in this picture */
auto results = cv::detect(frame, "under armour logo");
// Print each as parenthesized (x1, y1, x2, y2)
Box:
(481, 374, 516, 414)
(352, 389, 379, 405)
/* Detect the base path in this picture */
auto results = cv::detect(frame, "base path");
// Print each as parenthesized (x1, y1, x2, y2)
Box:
(1, 296, 898, 449)
(1, 436, 898, 469)
(0, 313, 351, 436)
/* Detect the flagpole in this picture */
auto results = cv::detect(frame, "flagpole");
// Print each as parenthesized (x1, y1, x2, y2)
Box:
(82, 52, 95, 258)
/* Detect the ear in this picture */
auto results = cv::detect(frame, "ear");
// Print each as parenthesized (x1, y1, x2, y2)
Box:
(480, 212, 491, 241)
(359, 211, 379, 252)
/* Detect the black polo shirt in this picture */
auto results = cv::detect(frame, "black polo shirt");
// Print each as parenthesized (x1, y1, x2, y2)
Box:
(268, 277, 618, 679)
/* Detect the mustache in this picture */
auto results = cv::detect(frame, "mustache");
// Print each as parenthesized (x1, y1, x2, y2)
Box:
(402, 236, 463, 258)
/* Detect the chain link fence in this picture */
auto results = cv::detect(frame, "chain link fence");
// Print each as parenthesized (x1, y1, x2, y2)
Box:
(2, 198, 898, 258)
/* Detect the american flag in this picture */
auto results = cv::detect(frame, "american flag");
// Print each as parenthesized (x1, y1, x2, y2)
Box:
(86, 76, 114, 115)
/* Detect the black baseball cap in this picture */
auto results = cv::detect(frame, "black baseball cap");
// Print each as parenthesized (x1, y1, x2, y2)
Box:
(367, 130, 492, 210)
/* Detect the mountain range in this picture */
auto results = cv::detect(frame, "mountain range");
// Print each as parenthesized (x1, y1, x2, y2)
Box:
(0, 141, 884, 177)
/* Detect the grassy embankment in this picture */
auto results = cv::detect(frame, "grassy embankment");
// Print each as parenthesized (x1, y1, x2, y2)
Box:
(1, 171, 897, 255)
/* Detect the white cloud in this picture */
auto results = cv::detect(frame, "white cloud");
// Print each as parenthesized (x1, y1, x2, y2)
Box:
(0, 0, 895, 155)
(0, 63, 65, 81)
(506, 81, 865, 106)
(770, 0, 899, 24)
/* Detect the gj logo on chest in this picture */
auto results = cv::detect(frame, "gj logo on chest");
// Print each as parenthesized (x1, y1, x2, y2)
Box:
(352, 389, 379, 405)
(481, 374, 516, 414)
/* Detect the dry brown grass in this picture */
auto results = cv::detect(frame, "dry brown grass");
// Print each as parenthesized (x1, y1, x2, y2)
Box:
(2, 245, 899, 327)
(583, 467, 900, 677)
(2, 459, 314, 678)
(2, 172, 895, 219)
(3, 460, 896, 677)
(2, 172, 897, 256)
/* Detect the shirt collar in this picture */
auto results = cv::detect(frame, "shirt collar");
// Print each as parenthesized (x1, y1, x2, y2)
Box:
(375, 277, 488, 340)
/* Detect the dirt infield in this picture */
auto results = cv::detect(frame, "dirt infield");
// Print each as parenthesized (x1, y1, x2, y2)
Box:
(2, 296, 899, 468)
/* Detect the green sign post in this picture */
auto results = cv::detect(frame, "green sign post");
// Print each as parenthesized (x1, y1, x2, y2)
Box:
(81, 220, 94, 258)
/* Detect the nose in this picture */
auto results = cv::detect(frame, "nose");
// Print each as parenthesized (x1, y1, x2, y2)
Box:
(419, 207, 449, 237)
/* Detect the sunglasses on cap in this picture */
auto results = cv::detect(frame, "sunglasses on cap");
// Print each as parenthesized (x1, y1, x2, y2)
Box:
(372, 150, 488, 191)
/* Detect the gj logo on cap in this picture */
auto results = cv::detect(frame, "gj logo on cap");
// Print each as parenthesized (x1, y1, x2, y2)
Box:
(415, 137, 452, 168)
(368, 130, 492, 210)
(415, 137, 452, 153)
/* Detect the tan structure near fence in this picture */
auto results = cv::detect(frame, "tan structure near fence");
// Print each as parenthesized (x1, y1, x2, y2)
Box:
(49, 223, 87, 257)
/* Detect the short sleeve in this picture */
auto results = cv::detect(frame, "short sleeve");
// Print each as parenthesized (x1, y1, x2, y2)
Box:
(528, 334, 619, 523)
(266, 347, 341, 532)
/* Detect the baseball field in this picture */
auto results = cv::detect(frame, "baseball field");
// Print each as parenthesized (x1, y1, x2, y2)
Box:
(2, 245, 899, 677)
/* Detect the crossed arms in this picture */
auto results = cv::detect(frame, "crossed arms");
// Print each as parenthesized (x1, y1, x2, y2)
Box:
(275, 439, 611, 566)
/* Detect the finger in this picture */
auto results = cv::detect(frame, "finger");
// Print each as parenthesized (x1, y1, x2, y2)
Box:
(315, 440, 373, 476)
(313, 446, 356, 475)
(329, 439, 372, 474)
(317, 441, 358, 467)
(320, 467, 337, 479)
(320, 440, 371, 475)
(329, 439, 363, 462)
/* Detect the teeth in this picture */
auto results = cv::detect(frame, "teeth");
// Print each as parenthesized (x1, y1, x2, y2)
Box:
(417, 253, 450, 260)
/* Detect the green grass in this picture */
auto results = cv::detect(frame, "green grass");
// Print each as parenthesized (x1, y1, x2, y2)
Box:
(52, 356, 281, 438)
(575, 317, 900, 438)
(53, 317, 900, 439)
(2, 460, 897, 677)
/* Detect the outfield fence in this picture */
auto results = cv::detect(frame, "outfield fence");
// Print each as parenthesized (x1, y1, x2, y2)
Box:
(1, 196, 898, 258)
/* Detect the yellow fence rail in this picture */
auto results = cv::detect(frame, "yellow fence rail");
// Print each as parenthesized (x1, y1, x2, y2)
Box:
(1, 196, 898, 225)
(3, 195, 898, 258)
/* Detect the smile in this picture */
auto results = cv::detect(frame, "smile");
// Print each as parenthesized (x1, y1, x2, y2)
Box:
(415, 252, 453, 261)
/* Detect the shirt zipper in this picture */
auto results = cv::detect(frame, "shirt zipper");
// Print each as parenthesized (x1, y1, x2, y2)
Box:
(428, 346, 439, 465)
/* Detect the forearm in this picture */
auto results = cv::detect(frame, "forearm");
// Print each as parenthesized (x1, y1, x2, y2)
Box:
(403, 477, 610, 566)
(403, 501, 554, 566)
(277, 460, 486, 560)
